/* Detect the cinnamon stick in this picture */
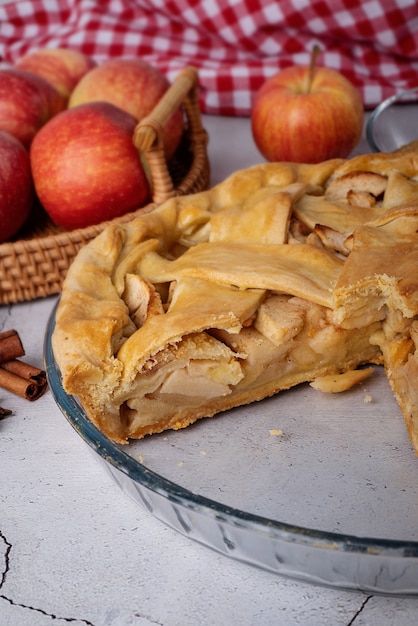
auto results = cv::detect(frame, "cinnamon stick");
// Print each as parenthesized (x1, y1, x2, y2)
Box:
(0, 329, 25, 363)
(0, 361, 47, 401)
(0, 330, 47, 402)
(0, 406, 12, 419)
(1, 359, 46, 387)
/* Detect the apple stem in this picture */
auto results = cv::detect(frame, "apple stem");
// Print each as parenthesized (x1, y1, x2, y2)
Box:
(306, 44, 320, 93)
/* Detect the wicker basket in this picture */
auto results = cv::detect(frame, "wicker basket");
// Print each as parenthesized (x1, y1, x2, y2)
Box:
(0, 66, 210, 305)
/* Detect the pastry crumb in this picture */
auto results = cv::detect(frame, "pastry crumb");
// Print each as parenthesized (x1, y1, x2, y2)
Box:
(364, 395, 372, 403)
(199, 450, 207, 456)
(269, 429, 283, 436)
(177, 460, 184, 467)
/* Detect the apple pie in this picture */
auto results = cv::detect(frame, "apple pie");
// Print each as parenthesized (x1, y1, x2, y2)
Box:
(52, 140, 418, 452)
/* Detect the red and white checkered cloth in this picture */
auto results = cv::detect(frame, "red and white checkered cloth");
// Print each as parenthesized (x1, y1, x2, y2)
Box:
(0, 0, 417, 115)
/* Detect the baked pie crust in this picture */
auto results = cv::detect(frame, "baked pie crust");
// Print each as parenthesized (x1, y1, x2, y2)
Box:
(52, 141, 418, 452)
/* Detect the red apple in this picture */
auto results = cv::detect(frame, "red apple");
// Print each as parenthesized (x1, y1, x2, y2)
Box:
(0, 130, 34, 242)
(30, 101, 151, 230)
(68, 58, 184, 159)
(16, 48, 97, 101)
(0, 68, 66, 147)
(251, 52, 364, 164)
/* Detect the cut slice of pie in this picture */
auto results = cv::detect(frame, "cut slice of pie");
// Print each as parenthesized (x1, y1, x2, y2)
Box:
(52, 141, 418, 452)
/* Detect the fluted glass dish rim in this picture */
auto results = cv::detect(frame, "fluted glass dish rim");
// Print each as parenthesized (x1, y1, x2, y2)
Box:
(44, 301, 418, 596)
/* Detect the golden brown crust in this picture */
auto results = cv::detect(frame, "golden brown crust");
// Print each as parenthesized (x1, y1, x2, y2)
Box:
(52, 147, 418, 451)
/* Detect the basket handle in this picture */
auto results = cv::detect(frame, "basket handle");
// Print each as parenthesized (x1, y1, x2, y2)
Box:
(133, 66, 203, 204)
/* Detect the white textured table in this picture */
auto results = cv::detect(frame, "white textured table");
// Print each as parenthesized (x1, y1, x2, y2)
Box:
(1, 114, 418, 626)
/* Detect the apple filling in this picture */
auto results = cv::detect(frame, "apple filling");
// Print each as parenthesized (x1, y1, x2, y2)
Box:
(52, 142, 418, 449)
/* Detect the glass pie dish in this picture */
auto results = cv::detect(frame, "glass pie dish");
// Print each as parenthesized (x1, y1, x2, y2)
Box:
(45, 302, 418, 595)
(366, 87, 418, 152)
